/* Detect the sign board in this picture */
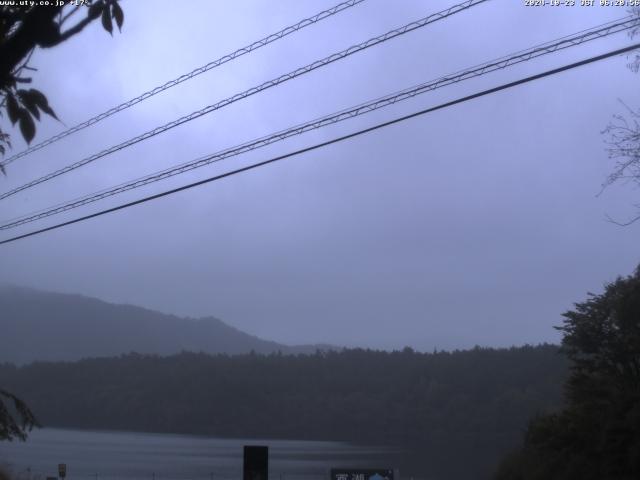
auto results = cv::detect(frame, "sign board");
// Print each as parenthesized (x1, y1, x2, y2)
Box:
(330, 469, 394, 480)
(58, 464, 67, 479)
(243, 445, 268, 480)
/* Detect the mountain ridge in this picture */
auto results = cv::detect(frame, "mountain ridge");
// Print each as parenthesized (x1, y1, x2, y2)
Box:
(0, 285, 337, 364)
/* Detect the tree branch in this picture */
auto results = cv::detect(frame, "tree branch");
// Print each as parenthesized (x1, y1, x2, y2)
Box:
(57, 14, 95, 44)
(605, 212, 640, 226)
(59, 4, 82, 26)
(0, 7, 62, 85)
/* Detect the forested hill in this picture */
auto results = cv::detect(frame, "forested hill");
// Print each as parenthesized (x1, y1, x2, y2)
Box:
(0, 286, 332, 363)
(0, 345, 567, 479)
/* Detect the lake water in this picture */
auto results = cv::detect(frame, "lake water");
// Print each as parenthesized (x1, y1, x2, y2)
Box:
(0, 429, 404, 480)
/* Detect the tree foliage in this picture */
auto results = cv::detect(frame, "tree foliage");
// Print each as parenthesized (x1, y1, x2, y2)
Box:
(0, 389, 39, 441)
(0, 345, 566, 479)
(495, 266, 640, 480)
(0, 0, 124, 173)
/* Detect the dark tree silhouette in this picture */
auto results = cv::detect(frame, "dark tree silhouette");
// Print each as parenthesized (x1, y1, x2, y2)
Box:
(495, 266, 640, 480)
(0, 389, 39, 441)
(0, 0, 124, 173)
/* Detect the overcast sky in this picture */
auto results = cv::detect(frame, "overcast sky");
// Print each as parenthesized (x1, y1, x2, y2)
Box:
(0, 0, 639, 351)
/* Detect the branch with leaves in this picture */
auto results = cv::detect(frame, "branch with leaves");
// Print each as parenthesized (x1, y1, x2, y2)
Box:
(0, 0, 124, 172)
(5, 87, 58, 146)
(0, 389, 40, 442)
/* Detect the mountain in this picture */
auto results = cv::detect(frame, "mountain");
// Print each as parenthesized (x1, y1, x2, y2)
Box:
(0, 285, 334, 364)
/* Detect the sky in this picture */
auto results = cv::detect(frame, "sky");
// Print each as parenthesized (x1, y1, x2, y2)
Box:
(0, 0, 639, 351)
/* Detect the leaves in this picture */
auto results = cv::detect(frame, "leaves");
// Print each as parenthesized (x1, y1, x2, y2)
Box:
(0, 131, 11, 149)
(101, 6, 113, 35)
(2, 89, 59, 144)
(88, 1, 104, 20)
(5, 93, 20, 125)
(0, 140, 5, 176)
(20, 88, 58, 120)
(0, 0, 123, 149)
(112, 1, 124, 31)
(0, 130, 6, 176)
(18, 110, 35, 144)
(96, 0, 125, 34)
(2, 89, 40, 143)
(17, 90, 40, 120)
(0, 389, 40, 441)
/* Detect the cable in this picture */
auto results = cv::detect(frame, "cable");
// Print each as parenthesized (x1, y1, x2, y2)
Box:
(0, 0, 366, 167)
(2, 15, 635, 227)
(1, 16, 636, 230)
(0, 0, 489, 201)
(1, 42, 637, 246)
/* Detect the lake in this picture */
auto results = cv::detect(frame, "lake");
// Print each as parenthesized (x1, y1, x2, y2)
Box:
(0, 429, 405, 480)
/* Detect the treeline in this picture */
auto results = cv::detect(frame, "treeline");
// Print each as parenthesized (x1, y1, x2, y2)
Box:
(0, 345, 566, 479)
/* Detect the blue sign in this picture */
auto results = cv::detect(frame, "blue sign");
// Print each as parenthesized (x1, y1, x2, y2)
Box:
(330, 469, 394, 480)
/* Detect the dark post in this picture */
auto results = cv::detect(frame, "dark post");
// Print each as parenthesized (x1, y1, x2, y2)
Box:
(243, 445, 268, 480)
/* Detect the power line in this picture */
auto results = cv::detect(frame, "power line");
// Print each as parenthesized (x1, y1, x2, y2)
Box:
(0, 0, 366, 168)
(1, 16, 636, 231)
(0, 0, 489, 201)
(1, 42, 637, 247)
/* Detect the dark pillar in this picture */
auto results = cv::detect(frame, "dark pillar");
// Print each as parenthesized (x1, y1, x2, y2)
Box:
(243, 445, 268, 480)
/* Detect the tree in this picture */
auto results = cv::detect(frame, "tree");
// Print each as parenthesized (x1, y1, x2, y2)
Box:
(0, 389, 39, 441)
(495, 266, 640, 479)
(601, 104, 640, 225)
(559, 267, 640, 408)
(600, 7, 640, 225)
(0, 1, 124, 441)
(0, 0, 124, 173)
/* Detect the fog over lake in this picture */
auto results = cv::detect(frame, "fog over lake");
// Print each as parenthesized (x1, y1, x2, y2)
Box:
(0, 429, 402, 480)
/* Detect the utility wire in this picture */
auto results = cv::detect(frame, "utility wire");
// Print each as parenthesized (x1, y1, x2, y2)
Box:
(1, 42, 637, 246)
(0, 0, 366, 168)
(0, 0, 489, 201)
(1, 16, 636, 231)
